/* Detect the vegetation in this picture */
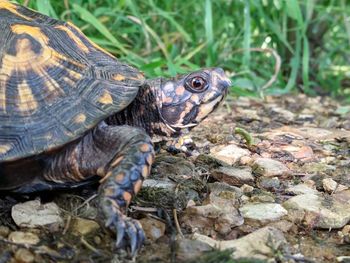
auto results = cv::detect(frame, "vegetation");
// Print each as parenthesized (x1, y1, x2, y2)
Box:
(17, 0, 350, 100)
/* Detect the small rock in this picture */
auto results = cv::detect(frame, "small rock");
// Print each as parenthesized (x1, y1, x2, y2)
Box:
(322, 178, 348, 193)
(286, 183, 319, 195)
(193, 226, 288, 260)
(139, 217, 166, 241)
(241, 184, 254, 194)
(338, 225, 350, 243)
(8, 231, 40, 245)
(11, 200, 63, 229)
(211, 166, 254, 186)
(252, 158, 290, 177)
(143, 179, 176, 190)
(267, 220, 294, 233)
(14, 248, 35, 263)
(182, 203, 244, 236)
(283, 194, 350, 228)
(210, 144, 250, 166)
(0, 225, 10, 238)
(176, 238, 213, 262)
(240, 203, 288, 223)
(72, 218, 100, 235)
(269, 106, 295, 122)
(258, 177, 280, 191)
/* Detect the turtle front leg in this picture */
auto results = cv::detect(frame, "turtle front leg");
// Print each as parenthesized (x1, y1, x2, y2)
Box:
(96, 126, 154, 255)
(44, 124, 154, 255)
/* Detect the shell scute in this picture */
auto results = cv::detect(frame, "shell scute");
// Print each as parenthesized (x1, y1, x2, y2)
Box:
(0, 1, 144, 162)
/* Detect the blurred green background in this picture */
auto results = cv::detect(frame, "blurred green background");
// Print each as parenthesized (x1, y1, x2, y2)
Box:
(17, 0, 350, 101)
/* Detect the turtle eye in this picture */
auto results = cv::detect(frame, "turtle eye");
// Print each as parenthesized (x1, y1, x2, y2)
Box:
(185, 76, 208, 92)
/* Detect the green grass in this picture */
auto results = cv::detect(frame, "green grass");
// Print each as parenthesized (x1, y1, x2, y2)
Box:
(15, 0, 350, 101)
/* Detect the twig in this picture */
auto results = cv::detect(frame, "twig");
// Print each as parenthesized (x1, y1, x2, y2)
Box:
(80, 237, 101, 255)
(172, 209, 184, 238)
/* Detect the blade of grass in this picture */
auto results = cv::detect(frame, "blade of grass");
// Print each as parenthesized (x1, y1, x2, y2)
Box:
(242, 0, 251, 69)
(205, 0, 214, 66)
(148, 0, 192, 43)
(72, 4, 130, 57)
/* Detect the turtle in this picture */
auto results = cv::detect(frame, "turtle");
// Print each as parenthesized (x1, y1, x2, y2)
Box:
(0, 0, 231, 255)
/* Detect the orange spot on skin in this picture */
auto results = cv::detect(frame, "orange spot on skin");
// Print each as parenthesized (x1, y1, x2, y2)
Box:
(146, 154, 154, 166)
(74, 113, 86, 123)
(175, 86, 185, 96)
(110, 155, 124, 167)
(122, 191, 132, 206)
(55, 25, 89, 53)
(139, 143, 150, 153)
(133, 179, 143, 194)
(0, 1, 31, 20)
(98, 91, 113, 105)
(97, 167, 105, 176)
(99, 171, 112, 183)
(141, 165, 149, 178)
(115, 172, 126, 183)
(104, 187, 115, 197)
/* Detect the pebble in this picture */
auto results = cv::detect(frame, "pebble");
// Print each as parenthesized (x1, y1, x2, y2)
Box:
(252, 158, 290, 177)
(72, 217, 100, 235)
(139, 217, 166, 241)
(240, 203, 288, 222)
(11, 200, 63, 229)
(211, 166, 254, 186)
(193, 226, 288, 260)
(322, 178, 348, 193)
(283, 193, 350, 228)
(210, 144, 250, 166)
(14, 248, 35, 263)
(0, 225, 10, 237)
(8, 231, 40, 245)
(286, 183, 319, 195)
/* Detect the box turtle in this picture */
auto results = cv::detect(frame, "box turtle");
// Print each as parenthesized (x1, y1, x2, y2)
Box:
(0, 0, 231, 255)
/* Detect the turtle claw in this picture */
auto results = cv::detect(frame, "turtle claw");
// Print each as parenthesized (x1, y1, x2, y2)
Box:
(104, 207, 145, 256)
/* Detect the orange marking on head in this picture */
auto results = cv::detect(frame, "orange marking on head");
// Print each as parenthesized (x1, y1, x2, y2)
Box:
(98, 91, 113, 105)
(55, 25, 89, 53)
(164, 96, 173, 103)
(110, 155, 124, 167)
(0, 1, 31, 20)
(133, 179, 143, 194)
(175, 86, 185, 96)
(139, 143, 150, 153)
(17, 80, 38, 112)
(113, 74, 126, 81)
(122, 191, 132, 206)
(0, 144, 11, 154)
(74, 113, 86, 123)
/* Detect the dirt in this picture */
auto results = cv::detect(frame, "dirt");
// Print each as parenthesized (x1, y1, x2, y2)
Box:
(0, 94, 349, 263)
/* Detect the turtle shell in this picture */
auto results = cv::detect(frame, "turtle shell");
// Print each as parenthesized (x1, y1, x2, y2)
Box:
(0, 1, 145, 162)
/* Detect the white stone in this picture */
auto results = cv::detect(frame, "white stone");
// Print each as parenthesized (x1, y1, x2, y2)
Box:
(12, 200, 63, 228)
(240, 203, 288, 222)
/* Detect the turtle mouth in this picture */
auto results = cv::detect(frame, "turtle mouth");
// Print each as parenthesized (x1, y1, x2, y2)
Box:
(166, 93, 226, 131)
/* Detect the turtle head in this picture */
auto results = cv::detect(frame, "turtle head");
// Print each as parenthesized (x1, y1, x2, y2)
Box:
(155, 68, 231, 135)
